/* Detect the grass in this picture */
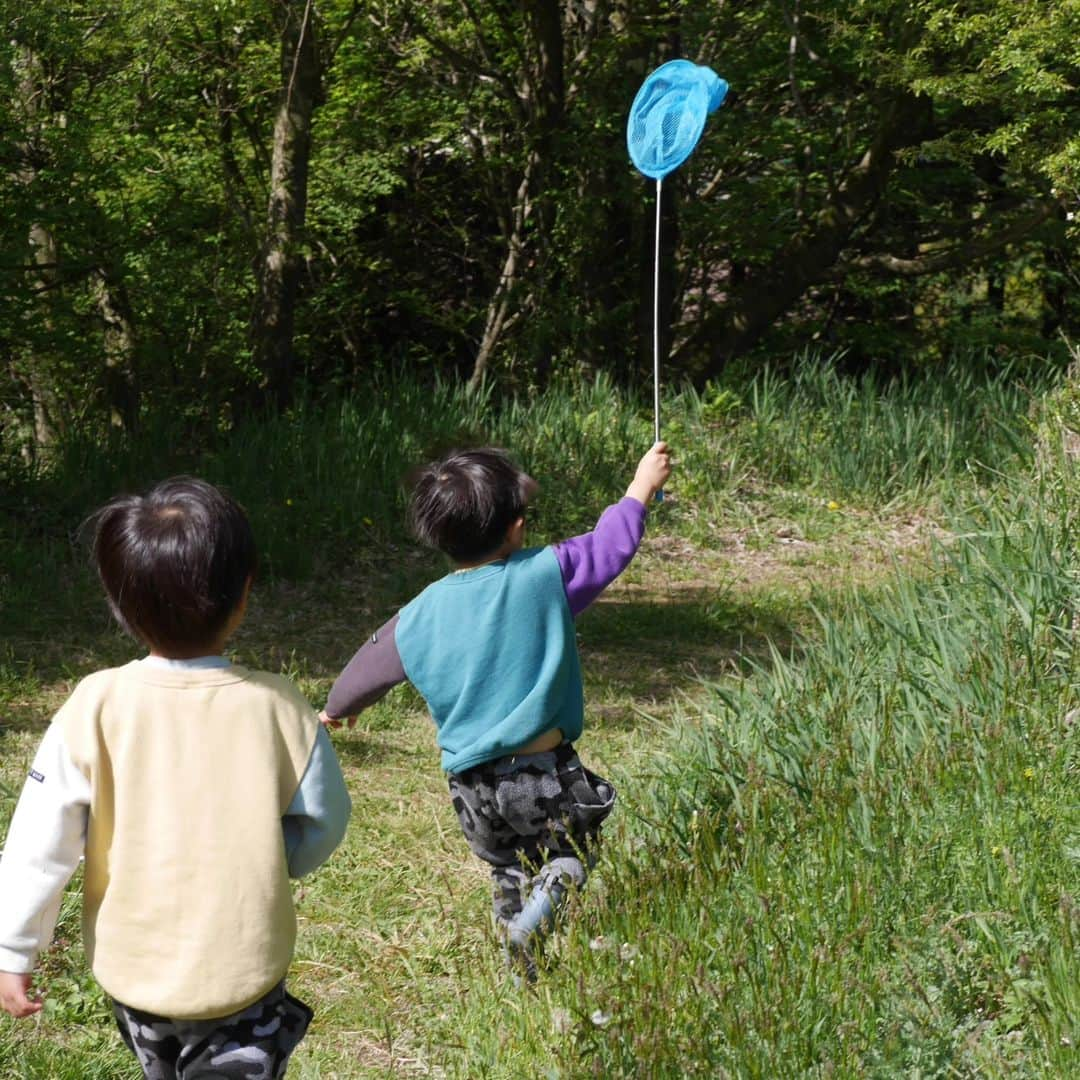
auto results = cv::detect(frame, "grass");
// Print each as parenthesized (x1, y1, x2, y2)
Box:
(1, 355, 1077, 1077)
(608, 485, 1080, 1076)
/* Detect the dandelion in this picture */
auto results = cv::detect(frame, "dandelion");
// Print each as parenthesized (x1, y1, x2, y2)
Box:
(619, 943, 639, 962)
(590, 1008, 612, 1027)
(589, 936, 608, 952)
(285, 498, 293, 507)
(363, 516, 374, 526)
(1023, 767, 1035, 780)
(992, 845, 1001, 856)
(827, 500, 840, 511)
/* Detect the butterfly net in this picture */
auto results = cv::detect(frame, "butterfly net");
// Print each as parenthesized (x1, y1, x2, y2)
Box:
(627, 60, 728, 180)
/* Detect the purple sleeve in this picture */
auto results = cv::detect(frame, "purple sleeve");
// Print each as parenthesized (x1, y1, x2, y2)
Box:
(325, 613, 406, 719)
(553, 497, 647, 617)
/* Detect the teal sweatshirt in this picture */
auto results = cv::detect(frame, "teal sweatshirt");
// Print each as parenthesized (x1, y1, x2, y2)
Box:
(395, 546, 584, 773)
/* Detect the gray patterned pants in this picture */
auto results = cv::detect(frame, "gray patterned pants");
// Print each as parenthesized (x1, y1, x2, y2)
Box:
(448, 742, 616, 930)
(112, 980, 312, 1079)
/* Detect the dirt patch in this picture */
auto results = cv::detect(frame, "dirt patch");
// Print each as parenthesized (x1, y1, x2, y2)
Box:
(635, 509, 945, 597)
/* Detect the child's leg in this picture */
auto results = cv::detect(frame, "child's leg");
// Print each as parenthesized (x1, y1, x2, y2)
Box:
(449, 769, 526, 928)
(504, 746, 616, 943)
(112, 980, 312, 1080)
(448, 770, 543, 980)
(492, 863, 529, 925)
(448, 746, 616, 969)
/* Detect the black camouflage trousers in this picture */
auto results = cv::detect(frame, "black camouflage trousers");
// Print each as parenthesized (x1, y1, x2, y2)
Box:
(112, 980, 312, 1080)
(448, 742, 616, 927)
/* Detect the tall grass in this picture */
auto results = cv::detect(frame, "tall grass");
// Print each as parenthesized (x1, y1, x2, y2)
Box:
(674, 353, 1045, 510)
(0, 354, 1053, 594)
(382, 456, 1080, 1079)
(530, 480, 1080, 1076)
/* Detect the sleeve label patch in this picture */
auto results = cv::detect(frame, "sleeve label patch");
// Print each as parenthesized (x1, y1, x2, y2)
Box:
(28, 769, 45, 783)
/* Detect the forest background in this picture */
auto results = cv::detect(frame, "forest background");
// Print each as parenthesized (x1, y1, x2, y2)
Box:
(2, 0, 1080, 442)
(1, 1, 1079, 1077)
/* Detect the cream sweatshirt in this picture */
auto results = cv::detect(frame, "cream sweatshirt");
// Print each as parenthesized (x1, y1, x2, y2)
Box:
(0, 659, 350, 1020)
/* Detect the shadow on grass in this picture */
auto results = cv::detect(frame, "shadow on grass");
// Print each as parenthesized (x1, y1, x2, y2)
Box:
(323, 729, 430, 771)
(576, 591, 807, 707)
(0, 561, 813, 733)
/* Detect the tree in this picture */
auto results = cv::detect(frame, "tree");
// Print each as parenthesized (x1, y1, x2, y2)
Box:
(3, 0, 1079, 450)
(349, 0, 652, 387)
(667, 0, 1078, 375)
(251, 0, 321, 409)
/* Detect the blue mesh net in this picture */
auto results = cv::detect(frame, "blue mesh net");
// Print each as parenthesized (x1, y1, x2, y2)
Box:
(627, 59, 729, 180)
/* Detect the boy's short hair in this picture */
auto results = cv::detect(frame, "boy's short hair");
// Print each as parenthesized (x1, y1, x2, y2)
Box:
(409, 448, 532, 563)
(90, 476, 256, 654)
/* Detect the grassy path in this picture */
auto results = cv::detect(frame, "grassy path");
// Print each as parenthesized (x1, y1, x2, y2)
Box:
(2, 512, 934, 1077)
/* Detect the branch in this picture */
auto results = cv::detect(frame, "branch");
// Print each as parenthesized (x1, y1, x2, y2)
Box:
(324, 0, 362, 67)
(786, 1, 807, 118)
(699, 167, 727, 202)
(837, 201, 1059, 279)
(566, 0, 609, 105)
(677, 91, 932, 374)
(81, 13, 111, 43)
(398, 1, 523, 120)
(0, 262, 64, 273)
(462, 0, 529, 101)
(0, 261, 99, 282)
(781, 3, 820, 62)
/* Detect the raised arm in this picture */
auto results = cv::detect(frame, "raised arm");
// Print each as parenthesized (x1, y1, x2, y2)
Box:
(554, 499, 646, 616)
(554, 442, 672, 617)
(323, 613, 406, 725)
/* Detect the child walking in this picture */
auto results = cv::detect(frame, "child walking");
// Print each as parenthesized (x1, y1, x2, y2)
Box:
(0, 477, 351, 1078)
(322, 442, 671, 974)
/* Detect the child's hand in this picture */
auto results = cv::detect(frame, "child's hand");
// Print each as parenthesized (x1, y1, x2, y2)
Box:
(319, 709, 357, 731)
(0, 971, 43, 1018)
(627, 441, 673, 504)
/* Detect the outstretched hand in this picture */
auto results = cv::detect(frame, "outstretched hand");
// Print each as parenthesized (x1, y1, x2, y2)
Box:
(319, 709, 357, 731)
(0, 972, 43, 1018)
(627, 441, 673, 505)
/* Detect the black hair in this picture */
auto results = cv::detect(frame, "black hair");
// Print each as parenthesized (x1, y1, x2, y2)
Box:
(408, 448, 532, 562)
(90, 476, 256, 654)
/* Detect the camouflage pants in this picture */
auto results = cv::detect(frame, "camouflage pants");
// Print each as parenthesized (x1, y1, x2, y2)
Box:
(112, 980, 312, 1080)
(448, 742, 616, 927)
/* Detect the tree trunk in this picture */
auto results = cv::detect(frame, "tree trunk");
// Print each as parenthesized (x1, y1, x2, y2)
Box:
(93, 269, 140, 432)
(469, 165, 533, 389)
(523, 0, 564, 387)
(468, 0, 565, 387)
(14, 45, 62, 453)
(681, 92, 931, 378)
(251, 0, 320, 410)
(25, 223, 62, 451)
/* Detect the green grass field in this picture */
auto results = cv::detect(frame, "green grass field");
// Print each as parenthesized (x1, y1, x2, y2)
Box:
(1, 358, 1077, 1077)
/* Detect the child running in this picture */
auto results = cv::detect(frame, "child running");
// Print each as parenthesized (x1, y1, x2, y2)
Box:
(322, 442, 672, 976)
(0, 477, 351, 1078)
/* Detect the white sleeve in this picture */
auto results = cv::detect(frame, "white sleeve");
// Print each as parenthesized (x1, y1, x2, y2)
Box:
(0, 724, 90, 973)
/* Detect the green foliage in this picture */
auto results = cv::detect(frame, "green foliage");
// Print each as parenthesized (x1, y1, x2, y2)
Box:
(668, 351, 1051, 528)
(4, 0, 1079, 443)
(0, 353, 1052, 616)
(590, 476, 1079, 1076)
